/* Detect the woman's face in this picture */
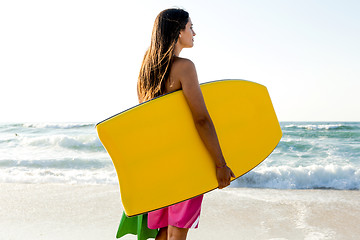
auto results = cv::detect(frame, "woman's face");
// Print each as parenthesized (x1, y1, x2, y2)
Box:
(178, 18, 196, 48)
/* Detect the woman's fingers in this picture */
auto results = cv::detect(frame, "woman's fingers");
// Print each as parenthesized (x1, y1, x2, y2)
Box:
(230, 168, 235, 178)
(217, 166, 235, 189)
(218, 176, 230, 189)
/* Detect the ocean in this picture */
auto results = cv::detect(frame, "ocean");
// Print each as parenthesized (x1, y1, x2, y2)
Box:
(0, 122, 359, 190)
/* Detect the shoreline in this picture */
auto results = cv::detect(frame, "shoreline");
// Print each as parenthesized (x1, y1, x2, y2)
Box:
(1, 183, 359, 240)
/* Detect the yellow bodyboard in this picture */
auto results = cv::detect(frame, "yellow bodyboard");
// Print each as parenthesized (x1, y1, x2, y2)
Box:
(96, 80, 282, 217)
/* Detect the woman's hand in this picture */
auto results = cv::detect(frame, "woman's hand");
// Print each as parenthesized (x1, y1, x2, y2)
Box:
(216, 165, 235, 189)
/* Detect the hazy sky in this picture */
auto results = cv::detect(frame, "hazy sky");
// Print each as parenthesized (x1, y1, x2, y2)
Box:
(1, 0, 359, 122)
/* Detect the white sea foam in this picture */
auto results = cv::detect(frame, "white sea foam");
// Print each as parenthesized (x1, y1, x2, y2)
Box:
(20, 134, 103, 150)
(1, 163, 359, 189)
(22, 122, 94, 129)
(0, 134, 107, 163)
(0, 167, 117, 184)
(233, 164, 360, 190)
(284, 123, 344, 130)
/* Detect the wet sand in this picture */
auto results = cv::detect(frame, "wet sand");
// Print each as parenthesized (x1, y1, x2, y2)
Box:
(0, 184, 359, 240)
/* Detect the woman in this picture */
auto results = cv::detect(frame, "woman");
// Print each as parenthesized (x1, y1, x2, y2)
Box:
(137, 8, 235, 240)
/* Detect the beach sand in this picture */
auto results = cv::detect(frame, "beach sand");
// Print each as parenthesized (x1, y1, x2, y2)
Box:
(0, 184, 359, 240)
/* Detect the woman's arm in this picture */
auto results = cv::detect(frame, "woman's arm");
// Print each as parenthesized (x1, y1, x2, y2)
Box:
(174, 58, 235, 189)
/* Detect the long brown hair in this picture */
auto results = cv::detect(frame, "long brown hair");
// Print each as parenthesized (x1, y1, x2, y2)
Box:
(137, 8, 189, 103)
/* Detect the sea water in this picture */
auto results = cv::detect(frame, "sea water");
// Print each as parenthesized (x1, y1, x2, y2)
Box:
(0, 122, 359, 190)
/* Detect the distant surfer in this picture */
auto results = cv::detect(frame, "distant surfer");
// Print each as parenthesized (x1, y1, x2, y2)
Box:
(137, 8, 235, 240)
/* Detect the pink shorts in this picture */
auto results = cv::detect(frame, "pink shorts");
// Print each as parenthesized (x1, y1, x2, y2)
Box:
(147, 195, 203, 229)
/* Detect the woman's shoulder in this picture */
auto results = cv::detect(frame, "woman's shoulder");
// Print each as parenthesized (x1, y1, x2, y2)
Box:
(170, 57, 198, 88)
(172, 57, 196, 75)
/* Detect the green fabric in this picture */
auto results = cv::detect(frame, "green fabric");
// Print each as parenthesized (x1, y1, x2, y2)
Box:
(116, 212, 158, 240)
